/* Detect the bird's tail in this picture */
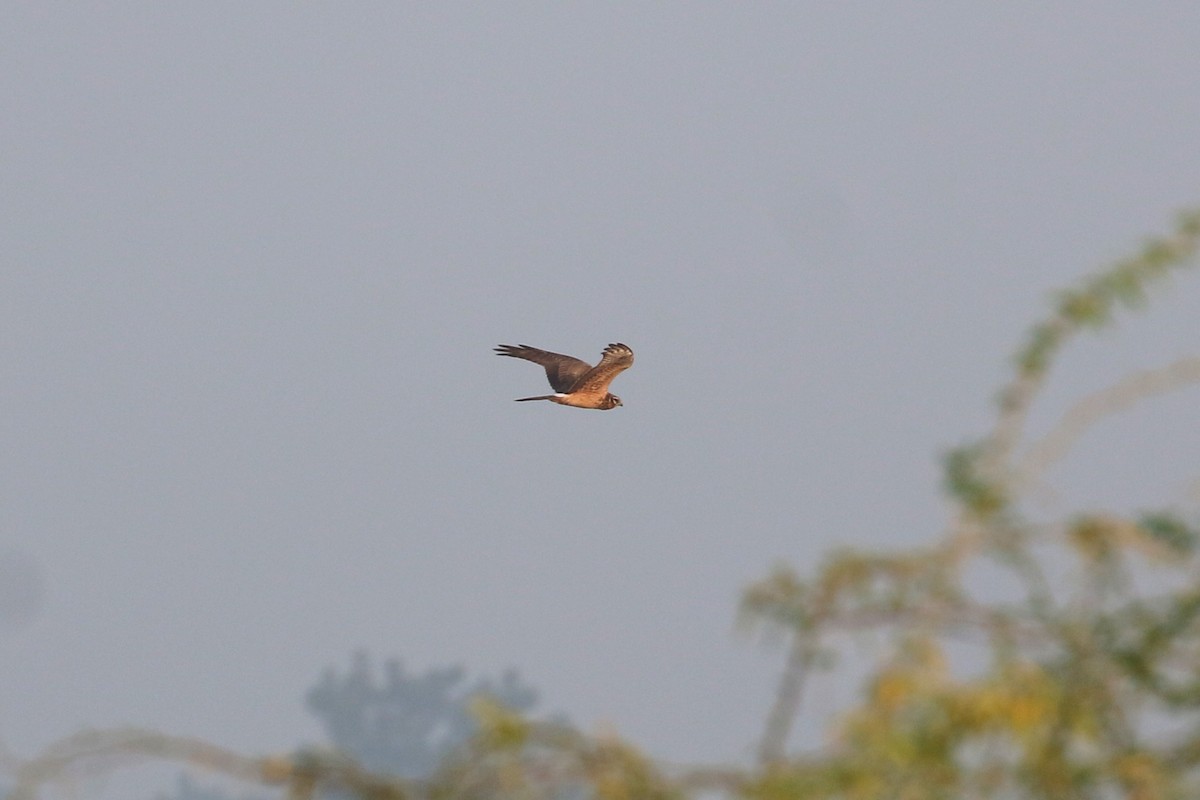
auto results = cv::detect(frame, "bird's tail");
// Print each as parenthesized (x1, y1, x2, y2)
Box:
(514, 394, 560, 402)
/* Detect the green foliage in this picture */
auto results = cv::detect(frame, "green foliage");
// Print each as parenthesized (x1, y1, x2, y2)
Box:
(942, 442, 1009, 519)
(735, 209, 1200, 798)
(1137, 512, 1200, 557)
(1013, 209, 1200, 384)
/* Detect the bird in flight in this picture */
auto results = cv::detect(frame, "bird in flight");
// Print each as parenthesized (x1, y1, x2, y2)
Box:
(494, 342, 634, 410)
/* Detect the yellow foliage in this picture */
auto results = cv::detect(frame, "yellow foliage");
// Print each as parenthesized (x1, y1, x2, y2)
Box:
(259, 755, 294, 784)
(1007, 694, 1050, 733)
(872, 671, 916, 715)
(1114, 752, 1167, 800)
(469, 695, 530, 751)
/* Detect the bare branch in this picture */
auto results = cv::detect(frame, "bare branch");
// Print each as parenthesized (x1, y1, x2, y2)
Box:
(1017, 356, 1200, 487)
(6, 728, 409, 800)
(757, 633, 819, 766)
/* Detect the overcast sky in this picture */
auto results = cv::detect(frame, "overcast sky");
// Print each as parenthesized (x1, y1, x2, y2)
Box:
(4, 3, 1200, 775)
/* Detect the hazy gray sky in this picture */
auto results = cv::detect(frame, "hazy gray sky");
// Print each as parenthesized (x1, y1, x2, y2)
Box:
(4, 3, 1200, 772)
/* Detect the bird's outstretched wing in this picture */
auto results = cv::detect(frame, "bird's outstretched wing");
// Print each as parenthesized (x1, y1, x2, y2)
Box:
(494, 344, 594, 392)
(568, 343, 634, 395)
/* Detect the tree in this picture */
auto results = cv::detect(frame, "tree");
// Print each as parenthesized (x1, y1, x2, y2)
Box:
(305, 652, 539, 779)
(738, 209, 1200, 799)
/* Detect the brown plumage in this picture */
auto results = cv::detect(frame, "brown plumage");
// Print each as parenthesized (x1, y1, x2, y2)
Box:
(494, 342, 634, 410)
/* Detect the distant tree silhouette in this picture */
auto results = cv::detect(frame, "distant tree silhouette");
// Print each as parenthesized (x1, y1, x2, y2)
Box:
(134, 653, 542, 800)
(305, 651, 539, 779)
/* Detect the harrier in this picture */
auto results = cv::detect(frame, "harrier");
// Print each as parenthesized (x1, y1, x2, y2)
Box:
(494, 342, 634, 410)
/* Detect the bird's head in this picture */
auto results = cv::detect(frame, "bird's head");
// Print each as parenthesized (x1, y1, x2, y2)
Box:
(603, 394, 623, 409)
